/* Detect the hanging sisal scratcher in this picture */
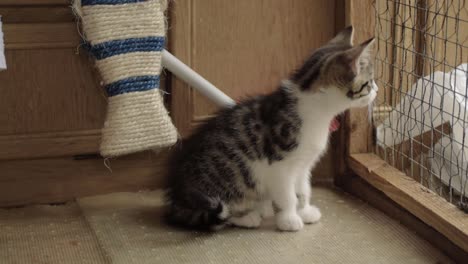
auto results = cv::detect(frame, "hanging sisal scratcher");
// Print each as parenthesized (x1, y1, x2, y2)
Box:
(74, 0, 178, 157)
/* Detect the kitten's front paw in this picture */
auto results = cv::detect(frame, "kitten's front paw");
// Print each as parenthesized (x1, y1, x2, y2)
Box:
(276, 212, 304, 231)
(298, 205, 321, 224)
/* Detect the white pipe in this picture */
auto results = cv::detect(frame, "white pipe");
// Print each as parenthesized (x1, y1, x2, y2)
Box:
(161, 49, 236, 107)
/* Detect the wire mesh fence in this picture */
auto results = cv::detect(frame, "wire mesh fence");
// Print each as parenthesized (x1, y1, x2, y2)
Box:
(372, 0, 468, 211)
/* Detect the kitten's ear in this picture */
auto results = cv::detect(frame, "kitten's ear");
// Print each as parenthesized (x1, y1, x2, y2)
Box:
(343, 37, 375, 74)
(329, 26, 354, 46)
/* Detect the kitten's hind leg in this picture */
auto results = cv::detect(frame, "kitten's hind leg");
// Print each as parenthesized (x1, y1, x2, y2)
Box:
(228, 210, 262, 229)
(296, 170, 321, 224)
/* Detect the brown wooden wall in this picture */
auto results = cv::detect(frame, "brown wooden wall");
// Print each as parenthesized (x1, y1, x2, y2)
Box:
(0, 0, 341, 206)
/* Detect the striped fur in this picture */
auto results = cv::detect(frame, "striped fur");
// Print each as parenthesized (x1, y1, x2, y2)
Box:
(166, 88, 301, 230)
(166, 26, 377, 231)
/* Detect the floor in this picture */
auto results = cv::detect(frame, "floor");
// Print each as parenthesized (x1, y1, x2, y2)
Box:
(0, 187, 453, 264)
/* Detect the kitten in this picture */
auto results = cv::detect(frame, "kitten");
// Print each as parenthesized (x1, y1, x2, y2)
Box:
(166, 26, 377, 231)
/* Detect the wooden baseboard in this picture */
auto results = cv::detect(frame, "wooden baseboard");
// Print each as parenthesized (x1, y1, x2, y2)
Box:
(348, 153, 468, 254)
(0, 151, 169, 207)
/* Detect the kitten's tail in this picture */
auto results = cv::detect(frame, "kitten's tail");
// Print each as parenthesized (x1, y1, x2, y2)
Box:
(165, 191, 229, 231)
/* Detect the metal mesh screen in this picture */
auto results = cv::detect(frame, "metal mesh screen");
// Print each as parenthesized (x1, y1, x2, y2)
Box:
(372, 0, 468, 210)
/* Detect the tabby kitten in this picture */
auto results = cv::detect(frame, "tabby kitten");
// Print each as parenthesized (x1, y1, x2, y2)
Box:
(166, 26, 377, 231)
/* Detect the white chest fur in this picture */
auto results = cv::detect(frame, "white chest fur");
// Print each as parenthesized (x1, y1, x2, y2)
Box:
(250, 94, 335, 196)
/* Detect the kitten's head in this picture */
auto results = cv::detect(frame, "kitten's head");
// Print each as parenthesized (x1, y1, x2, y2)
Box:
(291, 26, 377, 110)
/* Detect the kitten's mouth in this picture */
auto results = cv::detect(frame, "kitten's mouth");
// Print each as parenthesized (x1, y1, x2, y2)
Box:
(357, 92, 371, 98)
(347, 81, 375, 99)
(347, 82, 367, 98)
(329, 117, 340, 132)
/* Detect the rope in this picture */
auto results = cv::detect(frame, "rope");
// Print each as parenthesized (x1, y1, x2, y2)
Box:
(75, 0, 178, 157)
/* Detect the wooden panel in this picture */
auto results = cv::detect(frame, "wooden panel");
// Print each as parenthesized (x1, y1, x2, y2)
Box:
(374, 0, 394, 109)
(0, 130, 101, 160)
(345, 0, 375, 154)
(171, 0, 339, 181)
(0, 0, 68, 5)
(3, 23, 79, 49)
(349, 153, 468, 253)
(0, 20, 105, 158)
(423, 0, 468, 75)
(169, 0, 194, 136)
(312, 148, 335, 184)
(0, 48, 105, 135)
(0, 6, 74, 24)
(391, 0, 418, 104)
(191, 0, 336, 118)
(0, 151, 169, 207)
(333, 0, 349, 185)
